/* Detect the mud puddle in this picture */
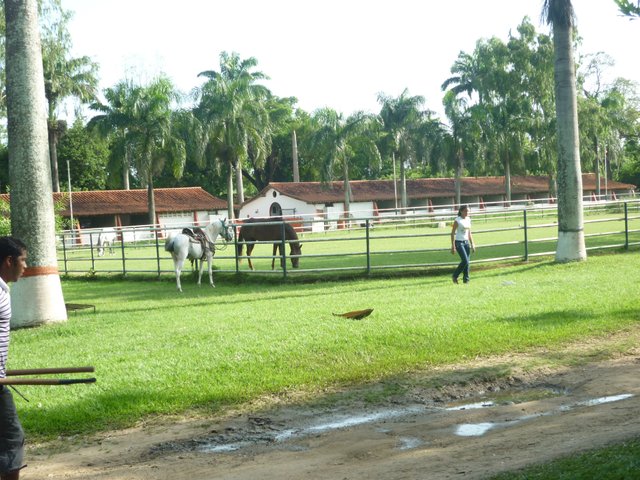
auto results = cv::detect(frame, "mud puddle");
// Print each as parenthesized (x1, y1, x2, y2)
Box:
(148, 381, 633, 457)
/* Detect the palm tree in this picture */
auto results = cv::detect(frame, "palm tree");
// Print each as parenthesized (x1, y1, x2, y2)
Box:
(89, 79, 141, 190)
(615, 0, 640, 17)
(42, 40, 98, 192)
(196, 52, 271, 218)
(91, 77, 187, 224)
(543, 0, 587, 262)
(442, 91, 473, 206)
(378, 89, 433, 210)
(130, 77, 185, 225)
(244, 94, 298, 190)
(4, 0, 67, 326)
(441, 50, 487, 106)
(310, 108, 380, 219)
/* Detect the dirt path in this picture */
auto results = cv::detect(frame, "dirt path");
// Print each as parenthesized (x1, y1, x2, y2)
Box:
(25, 353, 640, 480)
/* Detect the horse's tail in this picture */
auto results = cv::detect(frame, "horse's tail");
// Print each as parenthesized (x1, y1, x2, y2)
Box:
(164, 235, 175, 253)
(236, 229, 244, 260)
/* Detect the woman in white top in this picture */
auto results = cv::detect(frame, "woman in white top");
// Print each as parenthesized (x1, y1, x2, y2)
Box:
(450, 205, 475, 284)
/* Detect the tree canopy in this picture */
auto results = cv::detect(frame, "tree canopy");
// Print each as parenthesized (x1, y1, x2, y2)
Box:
(0, 5, 638, 217)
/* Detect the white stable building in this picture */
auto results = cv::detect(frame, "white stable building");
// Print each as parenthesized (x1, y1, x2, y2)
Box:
(239, 175, 636, 230)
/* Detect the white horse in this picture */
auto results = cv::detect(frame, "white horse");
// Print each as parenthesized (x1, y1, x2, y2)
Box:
(164, 218, 233, 292)
(97, 228, 117, 257)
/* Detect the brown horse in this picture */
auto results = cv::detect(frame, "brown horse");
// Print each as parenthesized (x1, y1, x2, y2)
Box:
(237, 218, 302, 270)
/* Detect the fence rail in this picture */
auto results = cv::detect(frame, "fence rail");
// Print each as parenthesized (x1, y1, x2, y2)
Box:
(57, 199, 640, 279)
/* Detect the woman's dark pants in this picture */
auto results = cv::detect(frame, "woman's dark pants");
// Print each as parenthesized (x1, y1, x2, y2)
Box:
(453, 240, 471, 283)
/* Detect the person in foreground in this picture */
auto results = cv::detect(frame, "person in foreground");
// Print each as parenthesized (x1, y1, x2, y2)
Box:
(0, 237, 28, 480)
(450, 205, 475, 284)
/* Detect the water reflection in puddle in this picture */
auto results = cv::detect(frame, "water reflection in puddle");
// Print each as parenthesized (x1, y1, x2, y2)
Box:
(563, 394, 633, 409)
(202, 405, 426, 453)
(398, 436, 424, 450)
(305, 407, 424, 434)
(453, 393, 634, 437)
(446, 401, 494, 411)
(456, 423, 495, 437)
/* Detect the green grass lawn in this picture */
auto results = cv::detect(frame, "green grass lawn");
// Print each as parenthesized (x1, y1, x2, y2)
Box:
(490, 437, 640, 479)
(9, 249, 640, 441)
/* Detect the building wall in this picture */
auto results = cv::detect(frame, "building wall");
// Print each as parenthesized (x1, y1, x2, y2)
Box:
(431, 197, 453, 208)
(160, 212, 195, 227)
(239, 188, 317, 219)
(239, 190, 378, 230)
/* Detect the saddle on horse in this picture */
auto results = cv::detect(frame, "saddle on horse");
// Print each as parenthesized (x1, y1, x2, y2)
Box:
(182, 227, 213, 260)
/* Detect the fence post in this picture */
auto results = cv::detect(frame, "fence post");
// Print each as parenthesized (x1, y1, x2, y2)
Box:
(624, 202, 629, 250)
(234, 223, 240, 274)
(89, 233, 95, 272)
(366, 219, 371, 274)
(523, 209, 529, 261)
(281, 221, 287, 279)
(155, 228, 161, 277)
(61, 233, 68, 275)
(120, 229, 126, 276)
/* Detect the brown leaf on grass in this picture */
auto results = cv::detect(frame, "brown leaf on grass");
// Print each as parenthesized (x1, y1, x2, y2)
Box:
(332, 308, 374, 320)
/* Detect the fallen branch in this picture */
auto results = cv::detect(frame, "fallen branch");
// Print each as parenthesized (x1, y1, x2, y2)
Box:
(5, 366, 95, 376)
(0, 377, 96, 386)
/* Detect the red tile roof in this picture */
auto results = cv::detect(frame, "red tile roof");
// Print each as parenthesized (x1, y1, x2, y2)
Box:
(0, 187, 227, 217)
(251, 174, 635, 204)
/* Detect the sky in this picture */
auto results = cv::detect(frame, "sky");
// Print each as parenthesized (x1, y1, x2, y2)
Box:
(62, 0, 638, 120)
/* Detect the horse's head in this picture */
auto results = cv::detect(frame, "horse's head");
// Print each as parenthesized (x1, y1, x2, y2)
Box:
(219, 218, 234, 242)
(210, 218, 233, 242)
(290, 243, 302, 268)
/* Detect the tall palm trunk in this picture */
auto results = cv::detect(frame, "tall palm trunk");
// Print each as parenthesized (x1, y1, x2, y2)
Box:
(550, 3, 586, 262)
(5, 0, 67, 327)
(548, 173, 557, 199)
(48, 120, 61, 192)
(123, 142, 131, 190)
(595, 139, 601, 198)
(342, 159, 351, 220)
(455, 143, 464, 207)
(292, 130, 300, 182)
(400, 157, 408, 211)
(392, 152, 398, 211)
(504, 153, 512, 206)
(147, 174, 156, 226)
(235, 160, 245, 205)
(227, 165, 235, 220)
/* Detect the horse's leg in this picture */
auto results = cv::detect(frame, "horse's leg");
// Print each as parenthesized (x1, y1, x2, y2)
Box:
(197, 254, 205, 286)
(247, 244, 255, 270)
(174, 254, 183, 293)
(271, 244, 278, 270)
(207, 252, 215, 288)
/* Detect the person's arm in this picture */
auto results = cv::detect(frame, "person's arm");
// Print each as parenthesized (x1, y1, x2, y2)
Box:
(469, 228, 476, 252)
(450, 220, 457, 254)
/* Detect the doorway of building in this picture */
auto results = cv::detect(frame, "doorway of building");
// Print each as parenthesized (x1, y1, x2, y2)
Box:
(270, 202, 282, 217)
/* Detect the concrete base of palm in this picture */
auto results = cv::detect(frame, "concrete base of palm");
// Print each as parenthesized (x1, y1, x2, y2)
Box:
(555, 231, 587, 262)
(10, 274, 67, 328)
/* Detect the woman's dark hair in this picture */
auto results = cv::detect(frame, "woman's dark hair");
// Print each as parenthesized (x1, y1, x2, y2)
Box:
(0, 236, 27, 263)
(457, 205, 469, 217)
